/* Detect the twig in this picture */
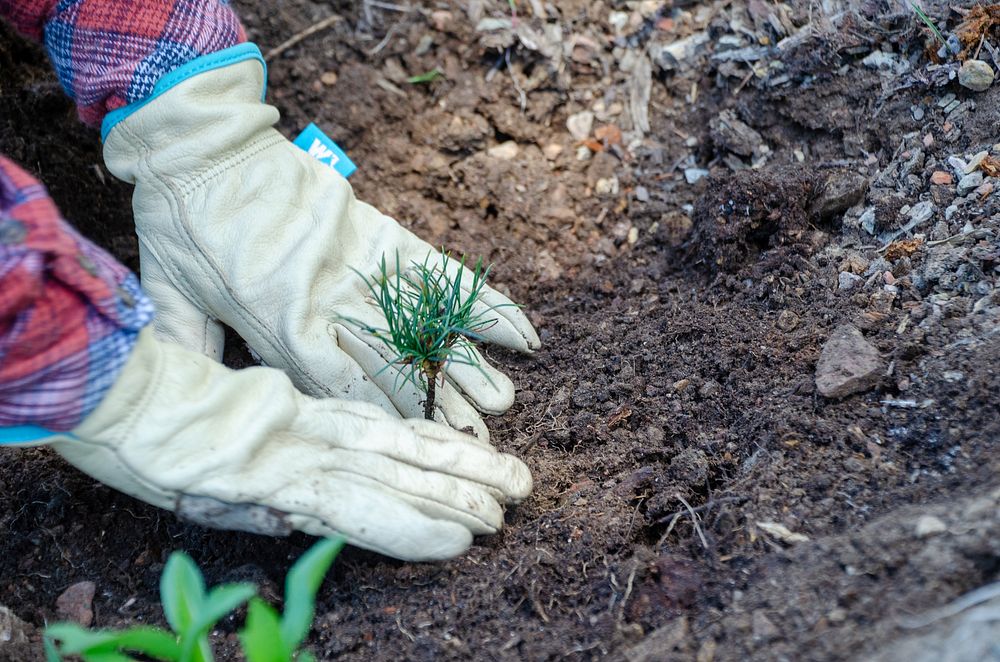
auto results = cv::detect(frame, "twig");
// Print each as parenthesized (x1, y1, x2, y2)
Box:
(654, 495, 747, 525)
(505, 48, 527, 113)
(265, 14, 344, 61)
(617, 565, 637, 622)
(367, 21, 403, 56)
(677, 494, 709, 549)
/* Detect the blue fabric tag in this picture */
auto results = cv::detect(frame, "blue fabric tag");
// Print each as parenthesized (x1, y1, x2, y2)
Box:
(293, 123, 357, 178)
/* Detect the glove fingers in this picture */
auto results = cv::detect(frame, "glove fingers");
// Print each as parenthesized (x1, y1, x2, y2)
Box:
(466, 284, 541, 352)
(438, 345, 515, 415)
(317, 407, 533, 502)
(318, 450, 506, 534)
(286, 479, 474, 561)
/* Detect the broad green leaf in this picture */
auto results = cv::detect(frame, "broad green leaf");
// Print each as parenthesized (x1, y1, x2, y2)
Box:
(179, 583, 256, 662)
(45, 624, 124, 654)
(112, 626, 182, 659)
(44, 635, 62, 662)
(279, 537, 344, 648)
(161, 552, 207, 633)
(193, 583, 257, 634)
(240, 598, 288, 662)
(81, 651, 137, 662)
(47, 623, 181, 661)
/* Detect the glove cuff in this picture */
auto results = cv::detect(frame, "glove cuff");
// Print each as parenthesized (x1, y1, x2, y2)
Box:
(100, 43, 267, 142)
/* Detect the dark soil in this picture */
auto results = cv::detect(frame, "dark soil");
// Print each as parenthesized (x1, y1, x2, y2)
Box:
(2, 1, 999, 660)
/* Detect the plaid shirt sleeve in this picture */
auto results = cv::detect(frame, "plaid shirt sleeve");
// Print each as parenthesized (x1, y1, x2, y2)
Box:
(0, 0, 245, 126)
(0, 157, 154, 431)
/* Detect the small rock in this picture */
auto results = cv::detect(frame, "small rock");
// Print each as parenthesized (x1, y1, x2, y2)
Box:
(430, 10, 453, 31)
(930, 170, 953, 186)
(566, 111, 594, 141)
(319, 71, 338, 86)
(56, 581, 96, 627)
(776, 310, 799, 331)
(684, 168, 709, 184)
(756, 521, 810, 544)
(575, 145, 593, 161)
(942, 370, 965, 382)
(810, 171, 869, 221)
(914, 514, 947, 538)
(937, 92, 957, 108)
(957, 171, 984, 195)
(907, 200, 934, 226)
(635, 186, 650, 202)
(911, 105, 924, 121)
(815, 324, 883, 398)
(672, 378, 692, 391)
(487, 141, 519, 160)
(595, 176, 620, 196)
(627, 226, 639, 244)
(751, 610, 781, 642)
(958, 59, 995, 92)
(542, 143, 563, 160)
(838, 271, 863, 291)
(698, 380, 721, 397)
(976, 180, 994, 197)
(0, 605, 35, 645)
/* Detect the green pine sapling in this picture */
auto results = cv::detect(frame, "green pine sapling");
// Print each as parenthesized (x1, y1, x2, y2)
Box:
(348, 250, 505, 420)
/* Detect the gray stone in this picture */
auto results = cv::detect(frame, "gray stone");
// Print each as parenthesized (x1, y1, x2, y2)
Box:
(684, 168, 710, 184)
(957, 171, 984, 195)
(958, 59, 995, 92)
(0, 605, 34, 645)
(815, 324, 883, 398)
(838, 271, 863, 291)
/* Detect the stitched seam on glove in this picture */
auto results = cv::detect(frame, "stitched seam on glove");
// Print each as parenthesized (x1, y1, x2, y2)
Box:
(172, 131, 285, 198)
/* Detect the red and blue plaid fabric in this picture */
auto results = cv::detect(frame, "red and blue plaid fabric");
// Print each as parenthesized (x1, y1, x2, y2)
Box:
(0, 157, 154, 430)
(0, 0, 245, 126)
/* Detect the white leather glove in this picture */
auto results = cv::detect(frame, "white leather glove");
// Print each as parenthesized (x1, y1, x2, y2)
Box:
(45, 328, 532, 562)
(102, 47, 540, 442)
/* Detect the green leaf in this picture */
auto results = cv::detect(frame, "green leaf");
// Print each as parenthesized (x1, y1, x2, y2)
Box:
(46, 623, 181, 661)
(45, 624, 125, 655)
(81, 651, 138, 662)
(44, 634, 63, 662)
(160, 552, 206, 634)
(406, 68, 444, 84)
(179, 583, 256, 662)
(112, 627, 182, 659)
(240, 598, 288, 662)
(280, 537, 345, 649)
(297, 652, 317, 662)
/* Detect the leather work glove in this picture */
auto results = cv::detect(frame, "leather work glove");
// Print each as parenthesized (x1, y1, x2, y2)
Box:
(101, 45, 540, 442)
(44, 328, 532, 562)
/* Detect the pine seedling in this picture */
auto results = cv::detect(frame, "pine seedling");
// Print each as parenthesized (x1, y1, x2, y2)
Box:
(347, 250, 505, 420)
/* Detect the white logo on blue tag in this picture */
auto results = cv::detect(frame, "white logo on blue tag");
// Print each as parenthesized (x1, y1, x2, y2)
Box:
(293, 123, 357, 178)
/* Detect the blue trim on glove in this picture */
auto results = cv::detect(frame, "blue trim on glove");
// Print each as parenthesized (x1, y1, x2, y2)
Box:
(101, 43, 268, 142)
(0, 425, 65, 445)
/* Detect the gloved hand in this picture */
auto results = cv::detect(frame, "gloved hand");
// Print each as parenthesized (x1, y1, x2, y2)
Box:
(102, 45, 540, 442)
(45, 328, 532, 562)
